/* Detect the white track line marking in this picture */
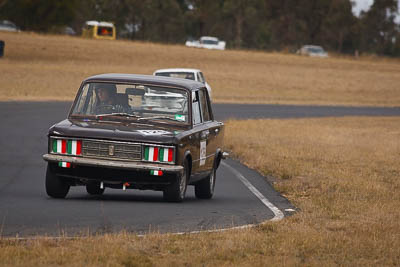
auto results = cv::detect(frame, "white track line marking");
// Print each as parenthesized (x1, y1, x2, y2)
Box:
(221, 161, 284, 221)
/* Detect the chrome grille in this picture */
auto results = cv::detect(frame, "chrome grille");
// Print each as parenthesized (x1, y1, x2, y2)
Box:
(82, 140, 141, 161)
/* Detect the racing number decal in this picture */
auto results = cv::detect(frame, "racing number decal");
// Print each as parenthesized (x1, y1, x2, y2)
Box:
(200, 140, 206, 166)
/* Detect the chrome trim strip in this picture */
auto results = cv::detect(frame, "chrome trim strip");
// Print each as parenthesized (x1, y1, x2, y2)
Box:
(192, 154, 214, 163)
(43, 154, 183, 173)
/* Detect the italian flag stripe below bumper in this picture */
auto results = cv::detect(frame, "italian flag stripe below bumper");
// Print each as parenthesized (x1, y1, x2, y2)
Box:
(150, 170, 163, 176)
(58, 162, 71, 168)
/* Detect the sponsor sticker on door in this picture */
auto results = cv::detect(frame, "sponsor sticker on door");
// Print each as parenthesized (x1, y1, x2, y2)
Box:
(200, 140, 206, 166)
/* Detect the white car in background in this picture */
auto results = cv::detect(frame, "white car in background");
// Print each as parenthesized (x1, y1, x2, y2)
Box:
(297, 45, 328, 58)
(185, 36, 226, 50)
(153, 68, 212, 99)
(0, 20, 20, 32)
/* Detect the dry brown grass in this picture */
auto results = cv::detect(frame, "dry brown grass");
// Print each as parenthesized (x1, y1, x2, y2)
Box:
(1, 116, 400, 266)
(1, 31, 400, 106)
(224, 117, 400, 265)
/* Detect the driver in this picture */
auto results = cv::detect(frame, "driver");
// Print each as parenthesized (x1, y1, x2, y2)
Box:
(94, 84, 126, 114)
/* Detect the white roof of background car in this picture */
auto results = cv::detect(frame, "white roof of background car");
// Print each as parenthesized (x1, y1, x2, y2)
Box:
(153, 68, 201, 74)
(200, 36, 219, 41)
(0, 20, 19, 32)
(303, 45, 324, 49)
(85, 21, 114, 27)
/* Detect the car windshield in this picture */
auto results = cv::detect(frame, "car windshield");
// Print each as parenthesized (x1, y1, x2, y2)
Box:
(97, 26, 113, 36)
(0, 20, 18, 30)
(307, 47, 324, 53)
(155, 72, 195, 81)
(202, 39, 218, 45)
(70, 82, 189, 123)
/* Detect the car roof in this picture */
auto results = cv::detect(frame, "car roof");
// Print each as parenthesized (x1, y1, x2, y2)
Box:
(153, 68, 201, 74)
(84, 73, 204, 91)
(85, 21, 114, 27)
(200, 36, 219, 41)
(303, 45, 323, 49)
(0, 20, 16, 26)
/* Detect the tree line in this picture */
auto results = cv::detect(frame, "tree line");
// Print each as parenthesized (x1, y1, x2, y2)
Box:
(1, 0, 400, 56)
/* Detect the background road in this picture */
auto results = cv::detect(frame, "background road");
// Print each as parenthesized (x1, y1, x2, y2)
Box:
(1, 102, 398, 237)
(213, 103, 400, 120)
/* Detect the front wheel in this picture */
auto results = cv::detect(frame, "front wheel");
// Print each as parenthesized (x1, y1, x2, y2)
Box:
(163, 160, 188, 202)
(195, 166, 216, 199)
(45, 164, 70, 198)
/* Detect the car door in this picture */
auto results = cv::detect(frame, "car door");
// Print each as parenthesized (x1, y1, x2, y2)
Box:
(191, 88, 219, 175)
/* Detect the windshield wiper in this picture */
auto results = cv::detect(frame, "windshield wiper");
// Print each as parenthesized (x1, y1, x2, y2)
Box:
(138, 116, 180, 122)
(96, 113, 142, 119)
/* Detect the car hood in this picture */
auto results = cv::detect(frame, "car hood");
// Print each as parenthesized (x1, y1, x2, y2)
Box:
(49, 119, 187, 144)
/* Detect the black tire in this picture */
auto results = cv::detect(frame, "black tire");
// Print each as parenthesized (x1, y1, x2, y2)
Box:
(86, 183, 105, 195)
(195, 166, 216, 199)
(163, 160, 189, 202)
(45, 164, 70, 198)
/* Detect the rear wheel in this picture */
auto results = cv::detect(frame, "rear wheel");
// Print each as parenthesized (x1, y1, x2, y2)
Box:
(45, 164, 70, 198)
(163, 160, 188, 202)
(86, 183, 105, 195)
(195, 166, 216, 199)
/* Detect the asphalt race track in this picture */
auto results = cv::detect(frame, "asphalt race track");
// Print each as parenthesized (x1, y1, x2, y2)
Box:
(1, 102, 399, 237)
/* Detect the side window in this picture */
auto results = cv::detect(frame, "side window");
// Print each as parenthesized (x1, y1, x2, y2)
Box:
(72, 84, 95, 115)
(199, 72, 205, 83)
(196, 73, 201, 82)
(192, 91, 202, 125)
(198, 89, 210, 122)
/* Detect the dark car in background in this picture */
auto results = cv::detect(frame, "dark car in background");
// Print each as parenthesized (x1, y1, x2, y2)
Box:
(43, 74, 225, 202)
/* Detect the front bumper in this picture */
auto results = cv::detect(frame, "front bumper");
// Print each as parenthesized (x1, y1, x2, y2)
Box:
(43, 154, 183, 174)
